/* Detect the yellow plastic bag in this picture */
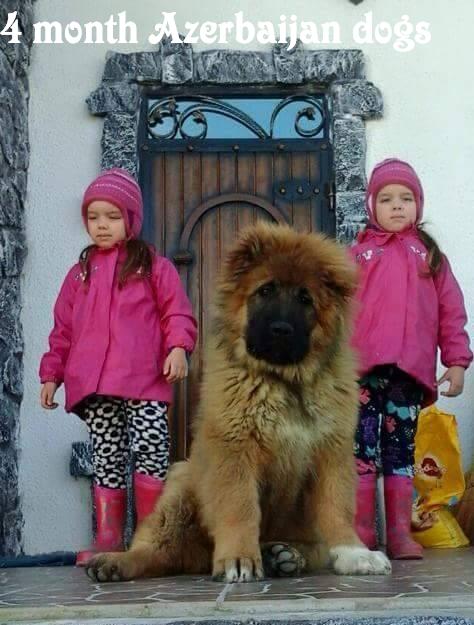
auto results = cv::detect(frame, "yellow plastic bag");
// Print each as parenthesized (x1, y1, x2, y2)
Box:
(412, 507, 469, 548)
(413, 405, 465, 510)
(412, 405, 468, 548)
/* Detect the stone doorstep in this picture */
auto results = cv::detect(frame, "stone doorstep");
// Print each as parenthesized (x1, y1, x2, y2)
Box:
(2, 549, 473, 624)
(2, 596, 474, 624)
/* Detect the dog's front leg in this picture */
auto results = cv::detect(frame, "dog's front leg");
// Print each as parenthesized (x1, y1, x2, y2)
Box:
(201, 450, 263, 583)
(312, 441, 392, 576)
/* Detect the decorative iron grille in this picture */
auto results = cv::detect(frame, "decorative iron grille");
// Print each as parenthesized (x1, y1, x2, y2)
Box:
(142, 92, 330, 152)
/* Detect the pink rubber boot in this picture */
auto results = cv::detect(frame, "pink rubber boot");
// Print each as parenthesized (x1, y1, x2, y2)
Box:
(76, 485, 126, 567)
(385, 475, 423, 560)
(355, 473, 378, 550)
(134, 472, 165, 524)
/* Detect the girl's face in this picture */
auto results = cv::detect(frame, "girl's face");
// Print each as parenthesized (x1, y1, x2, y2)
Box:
(87, 200, 126, 248)
(375, 184, 417, 232)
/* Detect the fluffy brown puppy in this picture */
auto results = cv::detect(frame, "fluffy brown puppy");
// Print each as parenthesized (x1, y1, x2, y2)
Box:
(86, 222, 391, 582)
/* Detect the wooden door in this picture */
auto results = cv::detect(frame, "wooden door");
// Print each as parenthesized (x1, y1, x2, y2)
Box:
(140, 93, 333, 461)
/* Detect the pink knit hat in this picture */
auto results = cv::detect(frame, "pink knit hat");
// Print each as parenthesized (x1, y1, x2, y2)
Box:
(366, 158, 424, 226)
(82, 168, 143, 238)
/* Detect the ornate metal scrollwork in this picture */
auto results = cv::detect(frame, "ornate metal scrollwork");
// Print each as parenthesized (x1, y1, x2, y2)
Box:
(269, 96, 325, 138)
(147, 95, 325, 141)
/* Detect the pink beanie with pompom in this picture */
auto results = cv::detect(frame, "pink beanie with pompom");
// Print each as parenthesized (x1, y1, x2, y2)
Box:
(82, 168, 143, 238)
(366, 158, 424, 226)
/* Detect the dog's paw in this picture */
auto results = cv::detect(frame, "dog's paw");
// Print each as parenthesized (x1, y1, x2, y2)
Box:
(212, 555, 264, 583)
(85, 552, 137, 583)
(261, 542, 306, 577)
(329, 545, 392, 576)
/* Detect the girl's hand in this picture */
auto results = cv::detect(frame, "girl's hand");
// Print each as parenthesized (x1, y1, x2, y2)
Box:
(436, 366, 465, 397)
(163, 347, 188, 383)
(40, 382, 59, 409)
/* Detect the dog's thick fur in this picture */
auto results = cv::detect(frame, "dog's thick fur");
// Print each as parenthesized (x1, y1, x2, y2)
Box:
(87, 223, 391, 582)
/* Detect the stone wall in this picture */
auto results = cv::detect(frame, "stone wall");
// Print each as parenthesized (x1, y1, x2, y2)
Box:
(0, 0, 34, 555)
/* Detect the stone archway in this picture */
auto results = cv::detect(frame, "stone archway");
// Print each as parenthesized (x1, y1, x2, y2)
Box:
(87, 41, 383, 244)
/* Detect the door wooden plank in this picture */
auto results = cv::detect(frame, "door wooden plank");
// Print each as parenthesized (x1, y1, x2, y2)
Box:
(255, 152, 281, 225)
(255, 152, 273, 200)
(291, 151, 312, 233)
(236, 152, 256, 231)
(309, 152, 323, 234)
(181, 152, 202, 459)
(163, 153, 183, 256)
(151, 154, 165, 254)
(272, 151, 292, 226)
(218, 152, 238, 254)
(161, 153, 184, 459)
(199, 154, 220, 361)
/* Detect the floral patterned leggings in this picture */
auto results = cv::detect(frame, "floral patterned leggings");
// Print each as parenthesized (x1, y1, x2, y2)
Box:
(354, 366, 425, 478)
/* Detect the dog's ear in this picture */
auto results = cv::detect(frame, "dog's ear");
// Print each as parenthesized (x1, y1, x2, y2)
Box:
(320, 249, 358, 301)
(224, 224, 268, 280)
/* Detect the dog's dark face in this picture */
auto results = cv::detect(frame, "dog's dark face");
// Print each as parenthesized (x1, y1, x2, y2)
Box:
(216, 223, 356, 375)
(245, 280, 317, 365)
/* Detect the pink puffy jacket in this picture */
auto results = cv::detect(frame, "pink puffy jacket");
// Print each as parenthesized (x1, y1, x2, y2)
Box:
(39, 244, 197, 413)
(350, 226, 472, 405)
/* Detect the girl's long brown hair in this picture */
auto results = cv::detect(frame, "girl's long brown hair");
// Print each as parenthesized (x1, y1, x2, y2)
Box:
(79, 239, 154, 287)
(416, 223, 443, 276)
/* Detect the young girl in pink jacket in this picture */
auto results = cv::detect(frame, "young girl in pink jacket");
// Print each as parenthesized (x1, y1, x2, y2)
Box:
(39, 168, 197, 566)
(351, 158, 472, 560)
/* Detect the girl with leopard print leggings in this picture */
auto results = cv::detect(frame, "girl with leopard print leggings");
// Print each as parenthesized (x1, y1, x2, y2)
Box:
(39, 169, 197, 566)
(82, 396, 170, 490)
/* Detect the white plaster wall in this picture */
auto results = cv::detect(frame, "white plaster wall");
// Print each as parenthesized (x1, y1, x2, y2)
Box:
(20, 0, 474, 553)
